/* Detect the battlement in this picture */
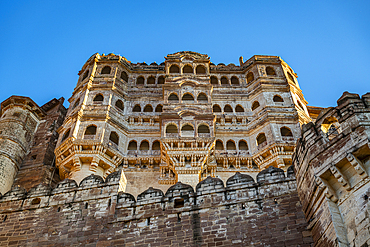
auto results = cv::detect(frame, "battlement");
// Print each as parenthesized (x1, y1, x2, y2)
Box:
(0, 166, 313, 246)
(0, 166, 296, 211)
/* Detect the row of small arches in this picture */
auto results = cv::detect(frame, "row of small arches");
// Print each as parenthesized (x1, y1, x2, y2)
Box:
(212, 95, 283, 113)
(169, 64, 207, 74)
(76, 93, 283, 114)
(61, 125, 120, 146)
(128, 140, 160, 151)
(167, 92, 208, 102)
(81, 66, 129, 83)
(84, 65, 295, 87)
(61, 125, 292, 149)
(166, 123, 210, 134)
(214, 127, 293, 149)
(133, 104, 163, 113)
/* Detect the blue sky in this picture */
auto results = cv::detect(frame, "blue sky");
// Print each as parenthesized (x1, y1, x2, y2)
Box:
(0, 1, 369, 108)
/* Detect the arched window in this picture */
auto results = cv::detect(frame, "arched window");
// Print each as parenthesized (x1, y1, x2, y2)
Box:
(215, 140, 224, 150)
(140, 140, 150, 150)
(109, 132, 119, 145)
(115, 100, 124, 110)
(196, 65, 206, 74)
(136, 76, 145, 85)
(143, 104, 153, 112)
(235, 105, 244, 112)
(166, 124, 178, 133)
(210, 76, 218, 85)
(213, 105, 221, 112)
(85, 125, 97, 135)
(120, 71, 128, 82)
(128, 140, 137, 150)
(288, 72, 295, 83)
(72, 99, 80, 109)
(183, 65, 193, 74)
(147, 76, 155, 84)
(224, 105, 233, 113)
(155, 104, 163, 112)
(182, 93, 194, 101)
(280, 127, 293, 137)
(198, 124, 210, 133)
(273, 95, 284, 102)
(82, 70, 89, 80)
(221, 77, 229, 85)
(256, 133, 267, 146)
(226, 140, 236, 150)
(168, 93, 179, 101)
(231, 76, 239, 85)
(61, 129, 70, 142)
(197, 93, 208, 102)
(93, 94, 104, 102)
(181, 124, 194, 131)
(169, 64, 180, 73)
(158, 76, 165, 84)
(133, 104, 141, 112)
(251, 101, 260, 111)
(101, 66, 111, 74)
(266, 67, 276, 76)
(152, 140, 161, 150)
(247, 72, 254, 83)
(239, 140, 248, 150)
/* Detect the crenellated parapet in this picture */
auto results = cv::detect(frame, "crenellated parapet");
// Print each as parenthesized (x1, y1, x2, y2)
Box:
(293, 91, 370, 247)
(0, 165, 313, 246)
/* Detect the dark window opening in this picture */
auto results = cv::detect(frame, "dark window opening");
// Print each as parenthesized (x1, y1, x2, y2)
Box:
(266, 67, 276, 76)
(210, 76, 218, 85)
(133, 105, 141, 112)
(128, 141, 137, 150)
(213, 105, 221, 112)
(169, 65, 180, 73)
(136, 76, 145, 85)
(120, 71, 128, 82)
(196, 65, 206, 74)
(85, 125, 97, 135)
(183, 65, 193, 74)
(109, 132, 119, 145)
(101, 66, 111, 74)
(174, 198, 184, 208)
(251, 101, 260, 111)
(93, 94, 104, 102)
(144, 105, 153, 112)
(115, 100, 124, 110)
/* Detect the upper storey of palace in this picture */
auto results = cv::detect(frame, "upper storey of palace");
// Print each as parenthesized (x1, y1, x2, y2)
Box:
(72, 52, 300, 95)
(68, 51, 310, 123)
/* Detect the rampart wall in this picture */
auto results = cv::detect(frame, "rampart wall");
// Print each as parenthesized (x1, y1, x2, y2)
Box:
(0, 166, 313, 247)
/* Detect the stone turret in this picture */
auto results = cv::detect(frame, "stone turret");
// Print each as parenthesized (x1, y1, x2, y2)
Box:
(293, 92, 370, 246)
(0, 96, 44, 194)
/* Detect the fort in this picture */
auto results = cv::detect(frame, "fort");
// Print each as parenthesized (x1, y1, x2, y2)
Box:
(0, 51, 369, 246)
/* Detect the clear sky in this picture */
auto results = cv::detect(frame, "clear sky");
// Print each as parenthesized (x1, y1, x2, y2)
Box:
(0, 1, 369, 108)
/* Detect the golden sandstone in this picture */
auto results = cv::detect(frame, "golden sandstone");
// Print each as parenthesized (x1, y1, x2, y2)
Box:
(0, 51, 369, 246)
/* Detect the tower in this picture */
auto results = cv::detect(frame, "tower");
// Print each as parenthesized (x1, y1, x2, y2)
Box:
(54, 53, 126, 186)
(0, 97, 43, 194)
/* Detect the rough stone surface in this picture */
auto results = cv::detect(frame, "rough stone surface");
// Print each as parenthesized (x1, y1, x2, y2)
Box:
(0, 169, 313, 247)
(293, 92, 370, 247)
